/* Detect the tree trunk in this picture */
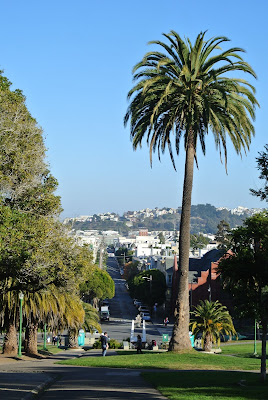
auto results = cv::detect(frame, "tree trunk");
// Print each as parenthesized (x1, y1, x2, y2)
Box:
(169, 132, 195, 351)
(68, 328, 78, 348)
(260, 319, 267, 381)
(24, 323, 38, 355)
(3, 321, 18, 355)
(204, 333, 213, 352)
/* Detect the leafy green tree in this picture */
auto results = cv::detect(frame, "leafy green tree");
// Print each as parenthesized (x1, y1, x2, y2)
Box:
(218, 212, 268, 381)
(215, 220, 231, 250)
(190, 300, 236, 352)
(0, 72, 61, 215)
(190, 234, 210, 251)
(80, 266, 115, 303)
(123, 260, 140, 281)
(125, 31, 258, 350)
(250, 144, 268, 201)
(158, 232, 165, 244)
(115, 247, 133, 266)
(128, 269, 166, 306)
(0, 213, 90, 354)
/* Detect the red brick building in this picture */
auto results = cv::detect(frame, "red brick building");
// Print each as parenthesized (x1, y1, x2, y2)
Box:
(171, 249, 233, 313)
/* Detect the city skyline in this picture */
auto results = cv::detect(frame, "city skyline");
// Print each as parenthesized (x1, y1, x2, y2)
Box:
(0, 1, 267, 218)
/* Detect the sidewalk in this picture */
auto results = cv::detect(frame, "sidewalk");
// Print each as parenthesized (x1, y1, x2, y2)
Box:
(0, 349, 167, 399)
(0, 348, 85, 399)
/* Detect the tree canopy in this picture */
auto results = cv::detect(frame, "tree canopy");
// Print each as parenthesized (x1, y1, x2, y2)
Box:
(128, 269, 166, 306)
(0, 71, 106, 354)
(250, 144, 268, 201)
(218, 212, 268, 380)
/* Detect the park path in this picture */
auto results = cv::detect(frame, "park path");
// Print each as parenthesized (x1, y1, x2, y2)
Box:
(0, 349, 167, 400)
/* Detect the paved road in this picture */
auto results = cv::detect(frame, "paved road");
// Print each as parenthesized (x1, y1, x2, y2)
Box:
(102, 257, 173, 346)
(40, 365, 166, 399)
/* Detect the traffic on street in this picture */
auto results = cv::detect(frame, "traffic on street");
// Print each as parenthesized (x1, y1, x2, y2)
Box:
(101, 255, 172, 347)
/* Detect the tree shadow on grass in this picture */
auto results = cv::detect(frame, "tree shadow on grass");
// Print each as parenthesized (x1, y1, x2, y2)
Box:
(142, 370, 268, 399)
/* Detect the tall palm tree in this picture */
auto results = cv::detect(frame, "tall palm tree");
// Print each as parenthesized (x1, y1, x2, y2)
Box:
(190, 300, 236, 352)
(124, 31, 258, 351)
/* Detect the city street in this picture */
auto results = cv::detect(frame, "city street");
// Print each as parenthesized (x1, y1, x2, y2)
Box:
(102, 256, 173, 346)
(0, 256, 172, 399)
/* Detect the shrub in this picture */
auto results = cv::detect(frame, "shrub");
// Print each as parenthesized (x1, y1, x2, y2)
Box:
(93, 338, 121, 349)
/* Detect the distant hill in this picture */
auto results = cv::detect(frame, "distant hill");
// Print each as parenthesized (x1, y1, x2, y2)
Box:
(66, 204, 263, 235)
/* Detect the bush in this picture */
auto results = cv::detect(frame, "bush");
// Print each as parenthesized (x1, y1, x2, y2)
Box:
(93, 338, 121, 349)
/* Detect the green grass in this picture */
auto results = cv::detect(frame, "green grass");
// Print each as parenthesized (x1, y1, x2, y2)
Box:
(0, 344, 63, 356)
(37, 344, 63, 355)
(58, 348, 263, 371)
(221, 343, 262, 358)
(142, 370, 268, 400)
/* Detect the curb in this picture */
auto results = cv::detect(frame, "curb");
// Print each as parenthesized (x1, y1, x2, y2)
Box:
(23, 375, 58, 400)
(22, 350, 86, 399)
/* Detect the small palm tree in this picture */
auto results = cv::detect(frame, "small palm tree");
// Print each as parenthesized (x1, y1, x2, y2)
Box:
(125, 31, 258, 350)
(190, 300, 236, 352)
(82, 302, 101, 333)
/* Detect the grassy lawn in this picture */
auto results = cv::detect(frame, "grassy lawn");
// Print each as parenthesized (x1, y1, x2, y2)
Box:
(59, 347, 263, 371)
(221, 343, 262, 358)
(37, 344, 63, 355)
(142, 370, 268, 400)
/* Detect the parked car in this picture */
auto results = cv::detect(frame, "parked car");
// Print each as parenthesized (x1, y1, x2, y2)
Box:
(134, 300, 142, 308)
(92, 329, 102, 338)
(138, 306, 150, 313)
(140, 312, 151, 322)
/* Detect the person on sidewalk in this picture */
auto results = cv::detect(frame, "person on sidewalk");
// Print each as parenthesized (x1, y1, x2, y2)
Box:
(136, 335, 142, 354)
(164, 317, 169, 327)
(100, 332, 109, 356)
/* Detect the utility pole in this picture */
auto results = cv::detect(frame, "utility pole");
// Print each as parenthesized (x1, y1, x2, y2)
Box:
(99, 246, 103, 269)
(98, 235, 105, 270)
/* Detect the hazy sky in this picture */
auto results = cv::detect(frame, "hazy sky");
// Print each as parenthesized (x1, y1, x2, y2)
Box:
(1, 1, 267, 218)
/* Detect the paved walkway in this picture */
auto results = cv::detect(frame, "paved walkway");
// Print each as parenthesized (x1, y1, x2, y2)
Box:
(0, 349, 167, 399)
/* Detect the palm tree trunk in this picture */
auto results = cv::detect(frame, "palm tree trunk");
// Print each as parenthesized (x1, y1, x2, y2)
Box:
(24, 323, 38, 355)
(260, 318, 267, 381)
(169, 131, 195, 351)
(3, 321, 18, 355)
(204, 333, 213, 352)
(68, 328, 78, 348)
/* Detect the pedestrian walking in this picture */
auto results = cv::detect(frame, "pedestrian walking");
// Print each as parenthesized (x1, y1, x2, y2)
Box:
(100, 332, 109, 356)
(136, 334, 142, 354)
(164, 317, 169, 327)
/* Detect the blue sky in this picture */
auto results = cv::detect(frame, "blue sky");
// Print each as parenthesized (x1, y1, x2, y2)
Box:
(1, 0, 267, 218)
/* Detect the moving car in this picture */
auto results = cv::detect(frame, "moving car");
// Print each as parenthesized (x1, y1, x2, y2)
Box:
(100, 306, 110, 321)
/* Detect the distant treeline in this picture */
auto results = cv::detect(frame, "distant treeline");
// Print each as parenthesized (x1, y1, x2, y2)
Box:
(70, 204, 250, 235)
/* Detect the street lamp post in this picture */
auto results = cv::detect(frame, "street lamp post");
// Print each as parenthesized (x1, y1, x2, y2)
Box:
(43, 323, 48, 351)
(18, 292, 24, 357)
(208, 284, 211, 302)
(253, 319, 258, 356)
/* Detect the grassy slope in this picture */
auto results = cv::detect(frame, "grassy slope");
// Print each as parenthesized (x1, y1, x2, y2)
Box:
(58, 343, 267, 399)
(59, 346, 263, 371)
(142, 371, 268, 400)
